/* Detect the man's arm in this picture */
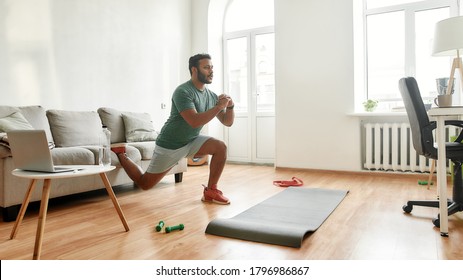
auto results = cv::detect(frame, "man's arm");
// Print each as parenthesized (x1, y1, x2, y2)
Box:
(180, 97, 230, 128)
(216, 94, 234, 127)
(216, 106, 234, 127)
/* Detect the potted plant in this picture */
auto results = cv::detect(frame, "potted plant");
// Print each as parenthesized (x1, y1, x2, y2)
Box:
(363, 99, 378, 112)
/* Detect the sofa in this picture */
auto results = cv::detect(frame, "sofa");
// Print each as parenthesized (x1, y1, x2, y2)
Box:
(0, 105, 187, 221)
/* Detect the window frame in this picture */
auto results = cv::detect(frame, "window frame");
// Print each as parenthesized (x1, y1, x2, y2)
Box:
(223, 26, 275, 115)
(357, 0, 460, 112)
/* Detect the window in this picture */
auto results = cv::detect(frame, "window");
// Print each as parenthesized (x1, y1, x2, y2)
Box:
(357, 0, 461, 111)
(223, 0, 275, 113)
(224, 0, 274, 32)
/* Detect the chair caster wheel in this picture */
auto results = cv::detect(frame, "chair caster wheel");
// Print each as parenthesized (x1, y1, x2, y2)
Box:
(402, 204, 412, 213)
(432, 217, 440, 228)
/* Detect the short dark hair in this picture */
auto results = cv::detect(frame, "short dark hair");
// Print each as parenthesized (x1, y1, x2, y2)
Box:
(188, 53, 211, 75)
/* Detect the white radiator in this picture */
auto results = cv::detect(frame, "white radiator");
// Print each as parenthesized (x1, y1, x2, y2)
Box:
(363, 122, 459, 172)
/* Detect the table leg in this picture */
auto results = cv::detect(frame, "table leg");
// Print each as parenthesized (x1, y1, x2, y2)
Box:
(10, 179, 37, 239)
(436, 117, 449, 236)
(33, 179, 52, 260)
(99, 172, 130, 231)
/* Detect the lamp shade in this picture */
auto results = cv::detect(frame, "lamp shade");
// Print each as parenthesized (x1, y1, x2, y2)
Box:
(432, 15, 463, 57)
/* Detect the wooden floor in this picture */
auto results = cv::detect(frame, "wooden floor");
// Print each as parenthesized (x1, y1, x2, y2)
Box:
(1, 163, 462, 260)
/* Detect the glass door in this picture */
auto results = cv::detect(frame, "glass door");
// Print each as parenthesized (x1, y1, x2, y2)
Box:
(224, 28, 275, 163)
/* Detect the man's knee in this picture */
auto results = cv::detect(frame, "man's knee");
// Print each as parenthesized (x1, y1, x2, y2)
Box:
(217, 139, 227, 151)
(137, 172, 165, 190)
(211, 139, 227, 156)
(197, 138, 227, 157)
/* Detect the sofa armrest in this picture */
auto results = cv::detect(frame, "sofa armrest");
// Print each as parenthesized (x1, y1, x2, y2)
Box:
(0, 145, 11, 159)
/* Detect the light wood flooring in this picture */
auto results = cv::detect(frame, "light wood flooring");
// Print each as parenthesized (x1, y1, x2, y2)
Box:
(1, 163, 462, 260)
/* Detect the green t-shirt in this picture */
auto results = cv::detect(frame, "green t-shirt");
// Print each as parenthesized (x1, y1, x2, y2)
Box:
(155, 80, 219, 149)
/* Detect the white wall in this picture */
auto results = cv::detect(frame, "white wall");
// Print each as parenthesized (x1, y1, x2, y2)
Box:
(0, 0, 192, 125)
(274, 0, 361, 171)
(1, 0, 364, 172)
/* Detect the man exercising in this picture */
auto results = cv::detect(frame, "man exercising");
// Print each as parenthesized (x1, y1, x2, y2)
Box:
(112, 53, 235, 204)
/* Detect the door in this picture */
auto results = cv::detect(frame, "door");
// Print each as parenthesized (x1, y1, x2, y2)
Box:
(224, 28, 275, 164)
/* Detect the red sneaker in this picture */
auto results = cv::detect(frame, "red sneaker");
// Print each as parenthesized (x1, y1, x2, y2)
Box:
(202, 185, 230, 205)
(111, 143, 127, 154)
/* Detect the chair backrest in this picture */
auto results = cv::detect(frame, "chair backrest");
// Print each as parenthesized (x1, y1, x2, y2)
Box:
(398, 77, 436, 157)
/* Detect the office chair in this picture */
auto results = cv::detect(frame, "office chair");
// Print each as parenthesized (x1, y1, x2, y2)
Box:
(399, 77, 463, 227)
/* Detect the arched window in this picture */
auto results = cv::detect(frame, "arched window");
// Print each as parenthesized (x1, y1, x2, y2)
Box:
(223, 0, 274, 112)
(224, 0, 274, 32)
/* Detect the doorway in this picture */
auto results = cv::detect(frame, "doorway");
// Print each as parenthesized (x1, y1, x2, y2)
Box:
(224, 28, 275, 164)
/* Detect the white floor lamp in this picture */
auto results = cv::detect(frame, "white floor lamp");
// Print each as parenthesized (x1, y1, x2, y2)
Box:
(432, 15, 463, 96)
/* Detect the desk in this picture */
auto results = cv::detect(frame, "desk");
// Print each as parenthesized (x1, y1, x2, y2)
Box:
(9, 165, 130, 259)
(428, 107, 463, 236)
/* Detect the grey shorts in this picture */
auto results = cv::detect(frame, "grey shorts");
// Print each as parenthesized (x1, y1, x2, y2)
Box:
(146, 135, 211, 174)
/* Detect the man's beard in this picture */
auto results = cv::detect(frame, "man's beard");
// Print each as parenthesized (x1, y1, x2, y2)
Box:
(198, 71, 212, 84)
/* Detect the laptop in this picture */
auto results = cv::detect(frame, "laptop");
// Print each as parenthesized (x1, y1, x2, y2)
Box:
(7, 130, 79, 173)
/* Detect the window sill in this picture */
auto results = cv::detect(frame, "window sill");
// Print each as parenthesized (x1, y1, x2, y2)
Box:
(348, 111, 407, 117)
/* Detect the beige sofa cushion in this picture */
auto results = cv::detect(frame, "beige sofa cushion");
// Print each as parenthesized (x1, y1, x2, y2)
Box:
(0, 106, 18, 118)
(47, 110, 103, 147)
(121, 113, 158, 142)
(20, 106, 54, 143)
(98, 107, 159, 144)
(97, 107, 126, 143)
(0, 111, 34, 131)
(51, 147, 96, 165)
(0, 105, 54, 144)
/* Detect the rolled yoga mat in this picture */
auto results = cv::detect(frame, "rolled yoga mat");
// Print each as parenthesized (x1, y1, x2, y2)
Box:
(205, 187, 348, 248)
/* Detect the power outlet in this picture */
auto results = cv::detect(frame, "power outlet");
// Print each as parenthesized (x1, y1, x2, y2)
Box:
(161, 103, 167, 109)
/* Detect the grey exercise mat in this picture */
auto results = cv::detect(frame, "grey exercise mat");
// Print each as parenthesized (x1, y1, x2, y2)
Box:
(205, 187, 348, 248)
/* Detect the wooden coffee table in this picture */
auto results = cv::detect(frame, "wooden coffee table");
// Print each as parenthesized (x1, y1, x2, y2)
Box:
(9, 165, 130, 259)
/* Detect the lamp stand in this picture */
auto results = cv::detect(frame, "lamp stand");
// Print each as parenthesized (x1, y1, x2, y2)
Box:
(446, 54, 463, 95)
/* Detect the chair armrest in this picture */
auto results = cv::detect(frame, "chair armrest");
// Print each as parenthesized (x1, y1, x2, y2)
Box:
(429, 120, 463, 129)
(444, 120, 463, 128)
(428, 120, 463, 142)
(444, 120, 463, 142)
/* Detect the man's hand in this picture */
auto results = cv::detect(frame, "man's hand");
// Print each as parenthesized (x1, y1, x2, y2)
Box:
(218, 94, 234, 108)
(217, 94, 232, 110)
(215, 94, 234, 127)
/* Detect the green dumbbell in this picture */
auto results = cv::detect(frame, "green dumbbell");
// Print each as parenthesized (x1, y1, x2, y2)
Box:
(165, 224, 184, 233)
(155, 221, 164, 232)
